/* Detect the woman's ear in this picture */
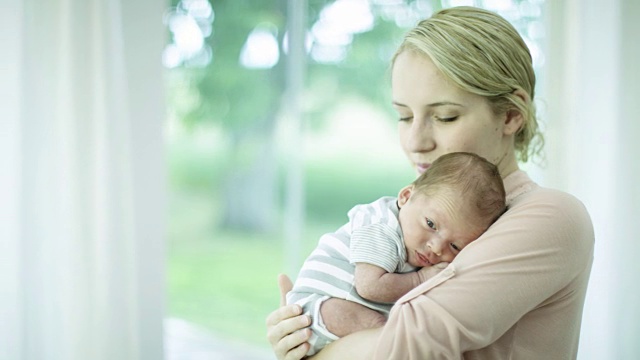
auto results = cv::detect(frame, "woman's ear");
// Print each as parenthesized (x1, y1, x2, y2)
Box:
(503, 89, 527, 136)
(397, 185, 414, 208)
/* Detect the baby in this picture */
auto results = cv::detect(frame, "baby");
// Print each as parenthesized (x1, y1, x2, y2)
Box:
(286, 152, 506, 356)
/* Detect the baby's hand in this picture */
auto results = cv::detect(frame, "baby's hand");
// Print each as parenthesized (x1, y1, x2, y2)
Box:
(417, 262, 450, 283)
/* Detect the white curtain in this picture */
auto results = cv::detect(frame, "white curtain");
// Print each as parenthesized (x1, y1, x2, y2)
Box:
(544, 0, 640, 358)
(0, 0, 166, 359)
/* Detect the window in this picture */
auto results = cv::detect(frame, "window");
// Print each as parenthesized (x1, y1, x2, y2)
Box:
(163, 0, 545, 357)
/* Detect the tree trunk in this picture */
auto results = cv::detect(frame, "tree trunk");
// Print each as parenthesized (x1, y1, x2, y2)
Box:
(220, 127, 278, 233)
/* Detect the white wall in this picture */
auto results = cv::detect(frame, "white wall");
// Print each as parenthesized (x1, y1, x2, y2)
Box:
(544, 0, 640, 358)
(614, 1, 640, 357)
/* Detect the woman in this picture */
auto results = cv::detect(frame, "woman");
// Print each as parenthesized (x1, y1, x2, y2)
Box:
(266, 6, 594, 359)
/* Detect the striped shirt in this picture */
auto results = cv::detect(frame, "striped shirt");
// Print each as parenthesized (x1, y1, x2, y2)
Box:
(287, 196, 418, 315)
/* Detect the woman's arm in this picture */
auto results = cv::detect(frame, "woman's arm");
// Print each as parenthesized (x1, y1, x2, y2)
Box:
(371, 189, 595, 358)
(265, 274, 312, 360)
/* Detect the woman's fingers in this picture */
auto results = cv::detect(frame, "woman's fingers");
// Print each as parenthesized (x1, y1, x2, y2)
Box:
(266, 274, 310, 360)
(278, 274, 294, 306)
(266, 313, 311, 360)
(266, 307, 309, 342)
(281, 331, 311, 360)
(266, 303, 301, 329)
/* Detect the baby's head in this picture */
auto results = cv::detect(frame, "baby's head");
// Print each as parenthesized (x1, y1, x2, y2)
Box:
(412, 152, 506, 229)
(398, 152, 506, 267)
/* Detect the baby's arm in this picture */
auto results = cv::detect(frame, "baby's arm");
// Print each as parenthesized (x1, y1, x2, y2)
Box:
(319, 264, 447, 338)
(354, 262, 448, 303)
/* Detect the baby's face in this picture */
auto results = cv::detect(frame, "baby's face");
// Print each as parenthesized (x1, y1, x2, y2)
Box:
(397, 188, 484, 267)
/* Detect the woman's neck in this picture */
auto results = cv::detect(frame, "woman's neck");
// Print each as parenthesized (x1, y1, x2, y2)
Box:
(497, 151, 520, 179)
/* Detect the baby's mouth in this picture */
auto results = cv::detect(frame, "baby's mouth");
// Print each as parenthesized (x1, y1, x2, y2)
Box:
(415, 251, 432, 266)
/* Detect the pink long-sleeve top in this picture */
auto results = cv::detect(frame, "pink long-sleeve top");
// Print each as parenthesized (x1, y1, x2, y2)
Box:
(373, 170, 594, 359)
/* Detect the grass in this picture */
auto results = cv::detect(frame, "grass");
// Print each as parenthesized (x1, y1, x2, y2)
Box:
(167, 228, 285, 346)
(166, 189, 340, 347)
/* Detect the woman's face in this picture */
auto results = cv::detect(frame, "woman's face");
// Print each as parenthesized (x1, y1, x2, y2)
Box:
(391, 51, 518, 177)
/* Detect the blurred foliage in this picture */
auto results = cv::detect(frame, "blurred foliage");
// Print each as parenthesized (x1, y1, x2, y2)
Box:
(164, 0, 430, 232)
(166, 0, 424, 133)
(167, 0, 280, 132)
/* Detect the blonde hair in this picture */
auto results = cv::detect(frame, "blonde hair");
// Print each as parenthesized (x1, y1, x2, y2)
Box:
(412, 152, 506, 229)
(392, 6, 544, 163)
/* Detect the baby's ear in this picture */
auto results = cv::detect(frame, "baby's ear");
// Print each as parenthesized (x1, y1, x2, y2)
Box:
(397, 185, 414, 208)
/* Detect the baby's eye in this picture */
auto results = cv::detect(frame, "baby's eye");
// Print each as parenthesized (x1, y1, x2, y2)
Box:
(450, 243, 460, 252)
(426, 218, 436, 230)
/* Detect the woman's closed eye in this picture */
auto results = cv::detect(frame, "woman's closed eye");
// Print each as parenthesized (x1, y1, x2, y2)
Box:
(435, 115, 458, 122)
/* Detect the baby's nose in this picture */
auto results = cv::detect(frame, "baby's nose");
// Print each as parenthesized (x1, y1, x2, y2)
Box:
(427, 242, 442, 256)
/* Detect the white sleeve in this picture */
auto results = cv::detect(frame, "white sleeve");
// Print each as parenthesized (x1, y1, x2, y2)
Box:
(350, 222, 403, 273)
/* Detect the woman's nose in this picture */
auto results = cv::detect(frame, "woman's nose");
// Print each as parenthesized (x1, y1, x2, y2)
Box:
(406, 119, 435, 153)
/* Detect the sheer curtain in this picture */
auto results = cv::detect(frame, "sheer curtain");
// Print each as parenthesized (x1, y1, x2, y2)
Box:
(0, 0, 166, 359)
(544, 0, 640, 358)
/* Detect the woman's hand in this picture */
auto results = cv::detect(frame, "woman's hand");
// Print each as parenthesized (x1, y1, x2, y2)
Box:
(266, 274, 312, 360)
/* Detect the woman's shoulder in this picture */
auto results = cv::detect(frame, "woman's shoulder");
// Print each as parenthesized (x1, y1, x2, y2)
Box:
(461, 179, 595, 277)
(491, 171, 592, 250)
(505, 170, 590, 218)
(514, 181, 590, 222)
(500, 181, 594, 256)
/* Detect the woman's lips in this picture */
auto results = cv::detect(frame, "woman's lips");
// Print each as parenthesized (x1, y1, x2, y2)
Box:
(416, 163, 431, 174)
(415, 251, 432, 267)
